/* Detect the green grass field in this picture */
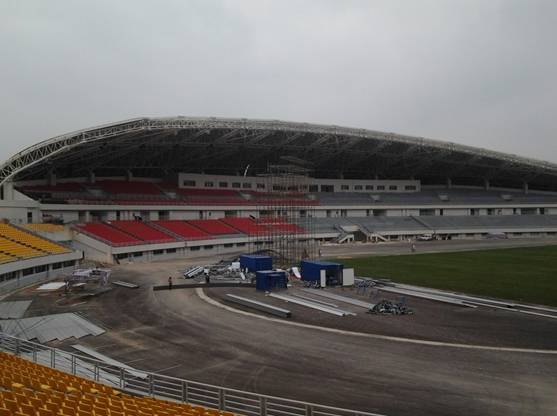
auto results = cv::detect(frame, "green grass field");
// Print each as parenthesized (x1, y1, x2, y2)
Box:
(335, 245, 557, 306)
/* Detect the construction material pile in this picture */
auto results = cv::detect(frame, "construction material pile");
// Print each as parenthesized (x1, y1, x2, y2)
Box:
(368, 299, 413, 315)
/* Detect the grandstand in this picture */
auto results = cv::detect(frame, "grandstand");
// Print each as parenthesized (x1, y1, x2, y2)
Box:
(0, 351, 233, 416)
(1, 116, 557, 264)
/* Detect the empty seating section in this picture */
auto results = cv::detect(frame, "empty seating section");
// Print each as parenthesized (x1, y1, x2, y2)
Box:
(187, 220, 240, 235)
(95, 181, 163, 195)
(108, 221, 175, 243)
(0, 351, 234, 416)
(222, 218, 268, 235)
(77, 224, 141, 246)
(22, 224, 65, 233)
(21, 183, 85, 193)
(0, 237, 44, 260)
(177, 189, 247, 205)
(0, 224, 70, 263)
(258, 218, 304, 233)
(153, 221, 211, 240)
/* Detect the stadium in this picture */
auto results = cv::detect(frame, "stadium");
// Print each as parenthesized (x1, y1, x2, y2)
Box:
(1, 117, 557, 416)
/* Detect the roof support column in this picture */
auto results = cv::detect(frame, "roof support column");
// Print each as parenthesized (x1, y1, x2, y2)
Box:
(48, 169, 56, 186)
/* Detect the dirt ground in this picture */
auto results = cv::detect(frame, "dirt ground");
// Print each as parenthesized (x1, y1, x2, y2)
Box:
(5, 256, 557, 416)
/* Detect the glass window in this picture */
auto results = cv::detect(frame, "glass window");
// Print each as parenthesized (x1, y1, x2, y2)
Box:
(204, 181, 214, 187)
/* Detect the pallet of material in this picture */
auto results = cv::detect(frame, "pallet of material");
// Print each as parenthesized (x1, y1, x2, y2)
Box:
(112, 280, 140, 289)
(300, 288, 375, 309)
(269, 293, 356, 317)
(225, 294, 291, 318)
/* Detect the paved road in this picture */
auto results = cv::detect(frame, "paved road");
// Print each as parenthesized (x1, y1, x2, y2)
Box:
(321, 237, 557, 258)
(68, 259, 557, 416)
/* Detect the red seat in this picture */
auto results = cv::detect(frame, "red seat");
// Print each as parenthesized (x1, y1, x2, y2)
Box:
(187, 220, 240, 236)
(152, 221, 212, 240)
(76, 223, 141, 246)
(109, 221, 175, 243)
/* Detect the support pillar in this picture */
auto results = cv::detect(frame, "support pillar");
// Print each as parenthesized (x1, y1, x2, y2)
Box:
(48, 170, 56, 186)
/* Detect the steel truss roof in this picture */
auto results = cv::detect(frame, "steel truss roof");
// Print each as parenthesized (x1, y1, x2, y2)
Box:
(2, 116, 557, 190)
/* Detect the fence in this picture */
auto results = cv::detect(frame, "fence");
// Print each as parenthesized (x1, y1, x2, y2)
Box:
(0, 332, 384, 416)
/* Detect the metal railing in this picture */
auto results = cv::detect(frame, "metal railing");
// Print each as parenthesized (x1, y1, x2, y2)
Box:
(0, 333, 384, 416)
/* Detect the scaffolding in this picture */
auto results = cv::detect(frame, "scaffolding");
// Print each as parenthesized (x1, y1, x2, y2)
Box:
(250, 164, 317, 268)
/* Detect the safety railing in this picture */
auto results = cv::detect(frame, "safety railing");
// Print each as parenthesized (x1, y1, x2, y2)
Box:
(0, 332, 384, 416)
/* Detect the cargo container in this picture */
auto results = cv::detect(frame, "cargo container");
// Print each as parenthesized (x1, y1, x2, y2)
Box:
(300, 260, 344, 286)
(255, 270, 287, 291)
(240, 254, 272, 272)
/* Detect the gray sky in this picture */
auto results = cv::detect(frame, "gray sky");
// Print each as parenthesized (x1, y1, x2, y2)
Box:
(1, 0, 556, 162)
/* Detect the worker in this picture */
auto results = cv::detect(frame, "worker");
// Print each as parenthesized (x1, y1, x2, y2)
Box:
(168, 276, 173, 290)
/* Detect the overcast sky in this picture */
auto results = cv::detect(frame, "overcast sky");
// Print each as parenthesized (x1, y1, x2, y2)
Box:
(1, 0, 556, 162)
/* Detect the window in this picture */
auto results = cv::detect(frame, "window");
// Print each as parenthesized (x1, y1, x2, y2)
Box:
(22, 268, 34, 276)
(0, 272, 17, 282)
(540, 208, 546, 215)
(405, 185, 417, 191)
(27, 211, 33, 223)
(190, 246, 200, 251)
(219, 182, 228, 188)
(321, 185, 334, 192)
(132, 252, 142, 257)
(183, 180, 196, 187)
(389, 185, 398, 191)
(242, 183, 252, 189)
(166, 248, 176, 254)
(376, 185, 385, 191)
(203, 245, 214, 250)
(204, 181, 214, 187)
(341, 185, 349, 190)
(223, 243, 233, 248)
(153, 249, 164, 255)
(308, 185, 318, 192)
(115, 253, 128, 259)
(35, 265, 47, 273)
(365, 185, 374, 190)
(52, 262, 62, 270)
(63, 261, 74, 267)
(256, 183, 265, 189)
(236, 242, 246, 247)
(232, 182, 241, 188)
(354, 185, 363, 190)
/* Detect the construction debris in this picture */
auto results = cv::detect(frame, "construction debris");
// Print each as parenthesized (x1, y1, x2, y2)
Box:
(368, 299, 413, 315)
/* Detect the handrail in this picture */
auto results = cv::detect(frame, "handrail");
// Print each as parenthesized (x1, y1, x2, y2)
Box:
(0, 332, 384, 416)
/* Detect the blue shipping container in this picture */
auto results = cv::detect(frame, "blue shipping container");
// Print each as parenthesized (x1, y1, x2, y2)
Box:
(256, 270, 287, 291)
(301, 260, 344, 285)
(240, 255, 273, 272)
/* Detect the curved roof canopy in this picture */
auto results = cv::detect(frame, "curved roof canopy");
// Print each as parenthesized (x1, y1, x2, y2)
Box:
(2, 116, 557, 191)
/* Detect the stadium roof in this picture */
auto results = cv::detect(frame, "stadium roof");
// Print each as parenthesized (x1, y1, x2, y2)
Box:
(2, 116, 557, 191)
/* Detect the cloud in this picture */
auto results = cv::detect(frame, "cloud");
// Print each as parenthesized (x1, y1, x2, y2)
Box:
(0, 0, 555, 162)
